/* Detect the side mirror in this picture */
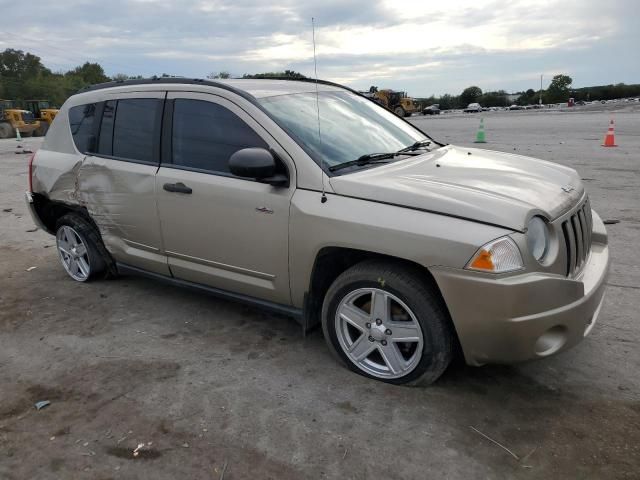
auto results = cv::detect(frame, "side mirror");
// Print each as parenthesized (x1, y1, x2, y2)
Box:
(229, 148, 289, 187)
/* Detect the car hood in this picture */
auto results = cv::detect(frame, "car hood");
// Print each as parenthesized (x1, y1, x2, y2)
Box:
(329, 145, 584, 231)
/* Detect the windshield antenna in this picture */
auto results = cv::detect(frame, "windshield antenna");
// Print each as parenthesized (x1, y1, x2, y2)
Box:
(312, 17, 327, 204)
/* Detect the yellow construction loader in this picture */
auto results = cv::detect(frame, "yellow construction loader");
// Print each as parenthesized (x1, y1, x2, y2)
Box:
(0, 99, 41, 139)
(362, 87, 418, 117)
(23, 100, 59, 136)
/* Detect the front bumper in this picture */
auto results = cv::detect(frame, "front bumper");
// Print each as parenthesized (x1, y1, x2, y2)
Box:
(432, 212, 610, 366)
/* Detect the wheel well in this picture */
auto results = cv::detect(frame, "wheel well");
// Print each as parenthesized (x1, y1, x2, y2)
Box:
(32, 194, 95, 234)
(304, 247, 453, 331)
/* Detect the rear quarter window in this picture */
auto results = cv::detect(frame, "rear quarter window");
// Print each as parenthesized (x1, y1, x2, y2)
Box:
(68, 103, 97, 153)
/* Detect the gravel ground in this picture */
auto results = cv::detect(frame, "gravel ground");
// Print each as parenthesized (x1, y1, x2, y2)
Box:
(1, 106, 639, 479)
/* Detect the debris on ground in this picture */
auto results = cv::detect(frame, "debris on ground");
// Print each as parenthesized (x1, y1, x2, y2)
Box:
(26, 266, 37, 272)
(219, 460, 228, 480)
(133, 442, 153, 457)
(603, 219, 621, 224)
(3, 208, 12, 212)
(34, 400, 51, 410)
(470, 426, 519, 460)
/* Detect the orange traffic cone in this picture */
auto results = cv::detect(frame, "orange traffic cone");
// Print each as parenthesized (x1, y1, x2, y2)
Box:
(602, 119, 617, 147)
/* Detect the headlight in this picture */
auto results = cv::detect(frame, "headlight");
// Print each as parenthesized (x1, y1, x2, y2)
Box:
(465, 237, 523, 273)
(527, 216, 549, 262)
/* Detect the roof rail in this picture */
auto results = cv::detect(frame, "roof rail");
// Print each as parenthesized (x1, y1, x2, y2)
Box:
(76, 76, 358, 95)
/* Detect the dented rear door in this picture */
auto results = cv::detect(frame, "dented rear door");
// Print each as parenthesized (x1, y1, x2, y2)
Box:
(77, 91, 170, 275)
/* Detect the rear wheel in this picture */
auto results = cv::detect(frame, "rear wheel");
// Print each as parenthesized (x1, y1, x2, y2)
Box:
(322, 260, 454, 386)
(0, 123, 13, 139)
(55, 214, 110, 282)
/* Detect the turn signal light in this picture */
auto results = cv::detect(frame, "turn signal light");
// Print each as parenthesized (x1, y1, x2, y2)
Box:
(466, 237, 524, 273)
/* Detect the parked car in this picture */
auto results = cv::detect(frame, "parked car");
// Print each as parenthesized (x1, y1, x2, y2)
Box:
(422, 104, 440, 115)
(26, 78, 610, 385)
(509, 104, 524, 110)
(464, 102, 482, 113)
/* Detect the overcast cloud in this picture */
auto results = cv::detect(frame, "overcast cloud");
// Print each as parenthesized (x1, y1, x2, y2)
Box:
(0, 0, 637, 95)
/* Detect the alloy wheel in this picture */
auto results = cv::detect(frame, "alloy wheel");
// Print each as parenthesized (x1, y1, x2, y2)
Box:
(56, 225, 91, 281)
(335, 288, 424, 379)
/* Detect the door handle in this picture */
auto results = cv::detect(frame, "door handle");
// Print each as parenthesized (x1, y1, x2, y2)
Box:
(163, 182, 192, 194)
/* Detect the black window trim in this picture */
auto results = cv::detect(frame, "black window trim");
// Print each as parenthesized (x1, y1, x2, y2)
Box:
(160, 97, 290, 183)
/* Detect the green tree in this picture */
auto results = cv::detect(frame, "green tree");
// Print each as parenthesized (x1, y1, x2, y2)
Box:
(546, 74, 573, 102)
(207, 71, 231, 79)
(243, 70, 306, 79)
(66, 62, 109, 85)
(460, 86, 482, 106)
(0, 49, 52, 100)
(480, 90, 508, 107)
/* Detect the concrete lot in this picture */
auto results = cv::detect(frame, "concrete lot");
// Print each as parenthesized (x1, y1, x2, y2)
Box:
(1, 107, 639, 479)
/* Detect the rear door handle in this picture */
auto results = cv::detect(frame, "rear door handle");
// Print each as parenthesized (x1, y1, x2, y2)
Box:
(163, 182, 192, 194)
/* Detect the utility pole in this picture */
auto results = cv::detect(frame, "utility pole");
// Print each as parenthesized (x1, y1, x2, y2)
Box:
(539, 74, 543, 105)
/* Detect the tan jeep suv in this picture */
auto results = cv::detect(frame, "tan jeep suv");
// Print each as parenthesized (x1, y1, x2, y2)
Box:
(25, 78, 609, 385)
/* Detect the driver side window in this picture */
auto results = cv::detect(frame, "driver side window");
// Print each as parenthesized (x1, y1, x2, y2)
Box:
(171, 99, 267, 175)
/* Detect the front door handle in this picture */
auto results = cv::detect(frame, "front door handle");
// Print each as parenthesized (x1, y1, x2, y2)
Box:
(163, 182, 192, 194)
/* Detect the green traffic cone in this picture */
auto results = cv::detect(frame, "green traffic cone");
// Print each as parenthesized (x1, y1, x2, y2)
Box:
(474, 118, 486, 143)
(15, 128, 22, 141)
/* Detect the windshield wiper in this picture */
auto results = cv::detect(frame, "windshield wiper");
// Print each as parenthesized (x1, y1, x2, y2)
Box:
(328, 153, 396, 172)
(329, 151, 422, 172)
(397, 139, 432, 153)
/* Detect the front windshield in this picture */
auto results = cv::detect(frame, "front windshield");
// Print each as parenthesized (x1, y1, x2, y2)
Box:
(259, 91, 429, 170)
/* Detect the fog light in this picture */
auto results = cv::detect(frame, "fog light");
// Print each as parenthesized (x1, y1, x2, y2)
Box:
(534, 326, 568, 356)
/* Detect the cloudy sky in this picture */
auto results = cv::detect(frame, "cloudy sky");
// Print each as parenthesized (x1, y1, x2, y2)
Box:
(1, 0, 638, 96)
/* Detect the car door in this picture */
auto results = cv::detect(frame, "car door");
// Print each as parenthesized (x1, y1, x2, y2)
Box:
(75, 92, 170, 275)
(155, 92, 295, 305)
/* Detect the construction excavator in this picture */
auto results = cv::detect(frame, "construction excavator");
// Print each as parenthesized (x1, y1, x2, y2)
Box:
(361, 86, 417, 117)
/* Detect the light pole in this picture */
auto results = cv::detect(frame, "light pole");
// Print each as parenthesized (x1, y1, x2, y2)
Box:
(539, 74, 543, 105)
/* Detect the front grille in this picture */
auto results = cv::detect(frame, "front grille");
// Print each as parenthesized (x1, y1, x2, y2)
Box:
(561, 198, 593, 276)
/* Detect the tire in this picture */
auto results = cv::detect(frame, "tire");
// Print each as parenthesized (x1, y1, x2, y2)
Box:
(321, 260, 454, 386)
(55, 214, 113, 282)
(34, 123, 49, 137)
(393, 106, 405, 117)
(0, 122, 13, 139)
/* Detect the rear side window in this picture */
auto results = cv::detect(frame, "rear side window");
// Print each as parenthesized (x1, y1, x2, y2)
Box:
(69, 103, 97, 153)
(112, 99, 162, 163)
(97, 100, 116, 156)
(171, 99, 267, 174)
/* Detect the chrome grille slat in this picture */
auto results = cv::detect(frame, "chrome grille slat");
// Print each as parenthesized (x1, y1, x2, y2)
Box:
(572, 215, 583, 269)
(578, 209, 588, 261)
(563, 220, 576, 275)
(561, 197, 593, 277)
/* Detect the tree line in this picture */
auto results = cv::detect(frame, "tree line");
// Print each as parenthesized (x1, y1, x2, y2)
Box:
(2, 49, 639, 109)
(417, 74, 640, 109)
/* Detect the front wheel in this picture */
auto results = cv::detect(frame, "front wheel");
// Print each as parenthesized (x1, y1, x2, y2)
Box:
(393, 106, 405, 117)
(321, 260, 454, 386)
